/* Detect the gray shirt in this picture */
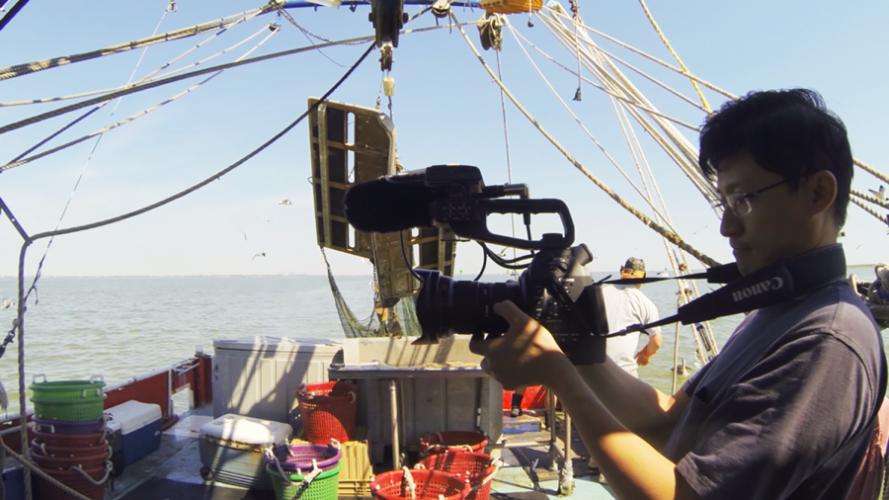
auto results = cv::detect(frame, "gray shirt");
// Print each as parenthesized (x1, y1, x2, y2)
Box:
(664, 280, 886, 499)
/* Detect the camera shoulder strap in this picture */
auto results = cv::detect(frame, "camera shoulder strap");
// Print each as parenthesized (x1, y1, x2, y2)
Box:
(606, 244, 846, 337)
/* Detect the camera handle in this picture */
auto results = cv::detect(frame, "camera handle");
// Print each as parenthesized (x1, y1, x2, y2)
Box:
(447, 198, 574, 250)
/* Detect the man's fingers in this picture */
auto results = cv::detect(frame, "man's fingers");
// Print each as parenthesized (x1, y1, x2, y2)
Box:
(469, 332, 488, 355)
(480, 358, 493, 376)
(493, 300, 524, 320)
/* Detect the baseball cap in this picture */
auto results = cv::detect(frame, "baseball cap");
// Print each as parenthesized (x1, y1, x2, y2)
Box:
(620, 257, 646, 277)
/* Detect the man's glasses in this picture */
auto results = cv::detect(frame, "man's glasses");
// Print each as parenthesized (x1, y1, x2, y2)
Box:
(713, 179, 789, 216)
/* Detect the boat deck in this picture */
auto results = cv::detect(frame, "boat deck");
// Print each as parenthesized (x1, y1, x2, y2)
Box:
(105, 407, 616, 499)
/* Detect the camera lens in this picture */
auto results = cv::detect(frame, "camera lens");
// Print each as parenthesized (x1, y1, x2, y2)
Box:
(414, 270, 519, 339)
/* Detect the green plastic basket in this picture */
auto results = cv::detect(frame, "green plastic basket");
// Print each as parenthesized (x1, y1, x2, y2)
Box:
(30, 376, 105, 403)
(266, 462, 340, 500)
(30, 376, 105, 421)
(33, 399, 105, 421)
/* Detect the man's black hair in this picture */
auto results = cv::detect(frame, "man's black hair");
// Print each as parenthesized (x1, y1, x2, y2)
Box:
(699, 88, 853, 226)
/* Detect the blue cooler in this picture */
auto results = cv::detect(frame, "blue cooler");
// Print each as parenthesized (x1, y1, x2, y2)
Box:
(104, 400, 162, 466)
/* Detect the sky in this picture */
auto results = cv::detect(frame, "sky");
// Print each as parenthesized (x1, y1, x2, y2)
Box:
(0, 1, 887, 278)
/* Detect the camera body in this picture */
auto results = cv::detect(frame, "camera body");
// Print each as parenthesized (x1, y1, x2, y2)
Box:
(415, 240, 608, 365)
(344, 165, 608, 365)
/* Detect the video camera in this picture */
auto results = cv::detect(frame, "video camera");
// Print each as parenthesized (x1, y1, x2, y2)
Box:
(344, 165, 608, 365)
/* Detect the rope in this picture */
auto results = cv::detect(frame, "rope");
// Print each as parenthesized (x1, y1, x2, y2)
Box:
(852, 189, 889, 210)
(0, 6, 275, 81)
(3, 24, 281, 172)
(0, 0, 30, 32)
(543, 6, 734, 100)
(1, 10, 261, 108)
(3, 49, 375, 500)
(452, 13, 719, 268)
(510, 28, 700, 130)
(850, 197, 889, 228)
(0, 24, 457, 137)
(508, 20, 688, 232)
(494, 49, 519, 262)
(537, 9, 717, 203)
(273, 3, 349, 68)
(855, 159, 889, 185)
(71, 462, 113, 486)
(17, 4, 176, 313)
(636, 0, 711, 112)
(505, 19, 684, 230)
(20, 42, 374, 242)
(0, 440, 91, 500)
(539, 9, 717, 202)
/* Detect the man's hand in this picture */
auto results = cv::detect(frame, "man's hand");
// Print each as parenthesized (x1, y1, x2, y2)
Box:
(468, 300, 570, 389)
(635, 333, 662, 367)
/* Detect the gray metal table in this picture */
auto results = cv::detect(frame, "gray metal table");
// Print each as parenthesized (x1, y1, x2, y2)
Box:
(329, 363, 487, 468)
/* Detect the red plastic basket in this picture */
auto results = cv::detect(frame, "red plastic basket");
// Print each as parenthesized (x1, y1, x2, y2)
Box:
(418, 450, 497, 500)
(372, 468, 469, 500)
(501, 385, 548, 410)
(33, 463, 110, 500)
(419, 431, 488, 456)
(297, 381, 358, 444)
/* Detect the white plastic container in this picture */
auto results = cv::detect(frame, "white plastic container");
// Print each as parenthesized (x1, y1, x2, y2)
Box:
(103, 400, 162, 466)
(198, 414, 292, 490)
(212, 336, 342, 421)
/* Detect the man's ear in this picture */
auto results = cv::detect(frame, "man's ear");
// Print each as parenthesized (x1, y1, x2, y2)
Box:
(808, 170, 838, 217)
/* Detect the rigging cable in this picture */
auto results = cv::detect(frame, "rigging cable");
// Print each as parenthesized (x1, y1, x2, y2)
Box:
(1, 9, 263, 108)
(12, 7, 176, 496)
(452, 11, 719, 269)
(560, 7, 720, 354)
(494, 37, 519, 269)
(542, 9, 704, 173)
(852, 189, 889, 210)
(539, 8, 717, 202)
(274, 3, 348, 67)
(3, 24, 281, 172)
(0, 23, 463, 137)
(636, 0, 711, 112)
(508, 17, 719, 359)
(0, 6, 273, 81)
(505, 19, 682, 228)
(510, 28, 700, 129)
(544, 6, 733, 99)
(3, 45, 376, 499)
(0, 0, 29, 32)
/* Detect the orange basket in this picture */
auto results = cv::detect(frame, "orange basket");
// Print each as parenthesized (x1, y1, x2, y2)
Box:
(418, 450, 498, 500)
(297, 381, 358, 444)
(419, 431, 488, 456)
(502, 385, 548, 410)
(372, 468, 469, 500)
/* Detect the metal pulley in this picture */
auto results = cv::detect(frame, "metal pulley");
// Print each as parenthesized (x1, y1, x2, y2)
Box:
(369, 0, 408, 70)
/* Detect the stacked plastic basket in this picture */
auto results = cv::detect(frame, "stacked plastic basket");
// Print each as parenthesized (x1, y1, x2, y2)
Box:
(265, 443, 342, 500)
(296, 381, 358, 444)
(371, 468, 470, 500)
(418, 451, 498, 500)
(29, 376, 111, 500)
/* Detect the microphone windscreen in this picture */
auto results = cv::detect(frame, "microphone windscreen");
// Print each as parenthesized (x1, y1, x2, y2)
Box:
(344, 178, 434, 232)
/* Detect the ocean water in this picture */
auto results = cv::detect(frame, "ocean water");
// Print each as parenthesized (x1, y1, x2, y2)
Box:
(0, 266, 881, 416)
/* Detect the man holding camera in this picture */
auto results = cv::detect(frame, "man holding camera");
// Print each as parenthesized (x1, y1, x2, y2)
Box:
(470, 89, 886, 499)
(601, 257, 662, 377)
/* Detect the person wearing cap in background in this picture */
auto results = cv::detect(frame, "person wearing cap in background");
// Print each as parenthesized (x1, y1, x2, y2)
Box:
(599, 257, 663, 377)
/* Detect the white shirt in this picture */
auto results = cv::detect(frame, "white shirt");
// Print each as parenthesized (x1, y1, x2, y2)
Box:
(600, 284, 661, 377)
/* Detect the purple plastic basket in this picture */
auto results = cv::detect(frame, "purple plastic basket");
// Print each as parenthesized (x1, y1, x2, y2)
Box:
(268, 443, 341, 472)
(33, 417, 105, 435)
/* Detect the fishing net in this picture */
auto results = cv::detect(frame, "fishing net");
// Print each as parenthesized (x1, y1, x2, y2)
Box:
(322, 249, 421, 339)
